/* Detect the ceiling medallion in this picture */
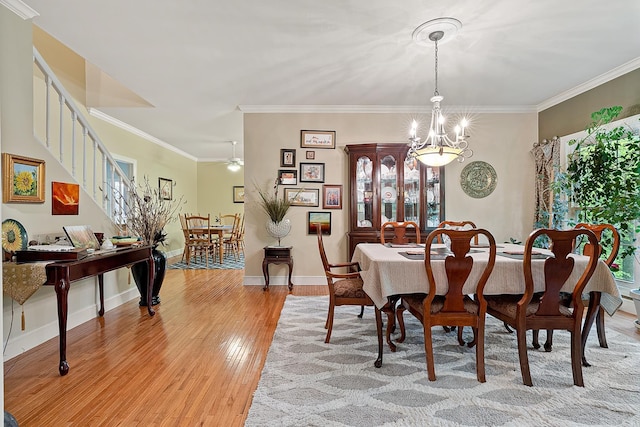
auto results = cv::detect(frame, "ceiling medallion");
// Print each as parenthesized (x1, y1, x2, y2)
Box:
(460, 161, 497, 198)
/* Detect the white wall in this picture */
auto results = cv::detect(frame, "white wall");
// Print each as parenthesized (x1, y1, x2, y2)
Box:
(243, 112, 538, 286)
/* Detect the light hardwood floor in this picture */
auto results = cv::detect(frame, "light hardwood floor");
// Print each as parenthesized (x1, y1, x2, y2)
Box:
(4, 268, 639, 426)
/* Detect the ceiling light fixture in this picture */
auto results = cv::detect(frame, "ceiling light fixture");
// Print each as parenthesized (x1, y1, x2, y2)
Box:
(407, 18, 472, 167)
(227, 141, 244, 172)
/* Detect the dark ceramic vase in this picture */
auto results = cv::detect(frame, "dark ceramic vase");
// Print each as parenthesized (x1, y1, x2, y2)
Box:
(131, 247, 167, 306)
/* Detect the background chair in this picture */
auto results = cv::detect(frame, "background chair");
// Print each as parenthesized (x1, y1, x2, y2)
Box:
(397, 228, 496, 382)
(436, 220, 479, 245)
(223, 213, 242, 261)
(316, 225, 374, 343)
(380, 221, 421, 245)
(185, 214, 216, 267)
(485, 228, 599, 386)
(533, 223, 620, 355)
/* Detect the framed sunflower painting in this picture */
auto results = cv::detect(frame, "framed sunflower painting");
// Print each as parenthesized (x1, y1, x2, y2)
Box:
(2, 153, 45, 203)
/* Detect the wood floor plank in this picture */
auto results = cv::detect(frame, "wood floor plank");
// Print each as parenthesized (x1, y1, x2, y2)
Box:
(3, 267, 638, 426)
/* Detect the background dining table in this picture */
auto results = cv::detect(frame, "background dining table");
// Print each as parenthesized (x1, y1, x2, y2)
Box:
(189, 224, 232, 263)
(352, 242, 621, 367)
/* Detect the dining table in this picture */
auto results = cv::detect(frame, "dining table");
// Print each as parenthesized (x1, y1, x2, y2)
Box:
(351, 242, 621, 368)
(189, 224, 232, 263)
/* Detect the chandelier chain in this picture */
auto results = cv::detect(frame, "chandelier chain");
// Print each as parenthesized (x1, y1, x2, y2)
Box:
(433, 37, 439, 96)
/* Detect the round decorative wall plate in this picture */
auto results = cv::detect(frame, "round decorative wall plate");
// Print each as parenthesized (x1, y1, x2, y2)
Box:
(2, 218, 28, 255)
(460, 161, 497, 198)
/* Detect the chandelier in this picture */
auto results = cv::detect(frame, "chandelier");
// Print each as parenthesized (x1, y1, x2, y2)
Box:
(406, 18, 472, 167)
(227, 141, 244, 172)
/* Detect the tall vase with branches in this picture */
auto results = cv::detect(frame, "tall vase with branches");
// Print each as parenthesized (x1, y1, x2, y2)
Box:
(119, 177, 185, 305)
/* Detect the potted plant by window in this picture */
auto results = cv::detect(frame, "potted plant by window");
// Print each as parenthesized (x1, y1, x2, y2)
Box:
(556, 106, 640, 325)
(120, 177, 184, 306)
(256, 178, 293, 246)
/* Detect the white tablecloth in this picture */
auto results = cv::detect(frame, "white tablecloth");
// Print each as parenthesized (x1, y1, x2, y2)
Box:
(352, 243, 620, 309)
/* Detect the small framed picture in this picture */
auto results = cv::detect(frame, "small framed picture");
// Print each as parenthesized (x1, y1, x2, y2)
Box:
(300, 162, 325, 183)
(158, 177, 172, 200)
(300, 130, 336, 149)
(278, 169, 297, 185)
(233, 186, 244, 203)
(52, 182, 80, 215)
(307, 211, 331, 235)
(322, 184, 342, 209)
(306, 151, 315, 160)
(2, 153, 46, 203)
(280, 149, 296, 167)
(285, 188, 319, 207)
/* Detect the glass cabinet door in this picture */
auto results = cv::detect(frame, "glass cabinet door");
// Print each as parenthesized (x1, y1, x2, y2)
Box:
(425, 166, 441, 227)
(403, 158, 420, 223)
(355, 156, 374, 227)
(380, 155, 398, 224)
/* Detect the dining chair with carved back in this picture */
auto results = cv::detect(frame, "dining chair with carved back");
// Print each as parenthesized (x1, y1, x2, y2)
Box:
(485, 228, 599, 386)
(436, 220, 479, 245)
(396, 228, 497, 382)
(380, 221, 421, 245)
(184, 214, 217, 267)
(315, 225, 375, 343)
(532, 223, 620, 355)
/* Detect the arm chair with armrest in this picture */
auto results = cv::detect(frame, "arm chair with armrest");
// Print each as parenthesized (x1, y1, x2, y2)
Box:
(380, 221, 421, 245)
(486, 228, 599, 386)
(533, 223, 620, 357)
(316, 225, 374, 343)
(397, 228, 496, 382)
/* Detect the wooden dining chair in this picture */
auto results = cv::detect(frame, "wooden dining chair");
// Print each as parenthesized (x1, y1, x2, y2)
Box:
(533, 223, 620, 354)
(184, 214, 216, 267)
(436, 220, 479, 245)
(380, 221, 421, 244)
(223, 213, 242, 261)
(486, 228, 599, 386)
(396, 228, 496, 382)
(315, 225, 374, 343)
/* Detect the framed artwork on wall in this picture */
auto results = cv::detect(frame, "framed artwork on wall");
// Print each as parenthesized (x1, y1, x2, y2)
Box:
(52, 182, 80, 215)
(280, 149, 296, 167)
(307, 211, 331, 235)
(306, 151, 315, 160)
(2, 153, 46, 203)
(285, 188, 319, 207)
(233, 186, 245, 203)
(322, 184, 342, 209)
(159, 177, 172, 200)
(300, 130, 335, 149)
(278, 169, 297, 185)
(300, 163, 325, 183)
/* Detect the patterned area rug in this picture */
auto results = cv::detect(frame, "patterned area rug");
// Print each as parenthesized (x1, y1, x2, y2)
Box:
(246, 296, 640, 426)
(168, 253, 244, 269)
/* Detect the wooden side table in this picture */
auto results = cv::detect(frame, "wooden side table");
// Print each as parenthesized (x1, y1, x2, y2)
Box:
(262, 246, 293, 291)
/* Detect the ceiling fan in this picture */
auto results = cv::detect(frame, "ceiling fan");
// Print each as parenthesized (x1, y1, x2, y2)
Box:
(226, 141, 244, 172)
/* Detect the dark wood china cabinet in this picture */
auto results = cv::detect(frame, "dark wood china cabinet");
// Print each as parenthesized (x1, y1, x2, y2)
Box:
(345, 143, 445, 257)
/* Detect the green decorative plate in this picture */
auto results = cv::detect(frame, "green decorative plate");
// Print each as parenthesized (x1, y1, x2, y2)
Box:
(2, 218, 28, 254)
(460, 161, 497, 198)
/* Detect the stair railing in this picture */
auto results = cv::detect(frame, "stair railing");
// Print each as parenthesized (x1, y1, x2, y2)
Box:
(32, 47, 130, 224)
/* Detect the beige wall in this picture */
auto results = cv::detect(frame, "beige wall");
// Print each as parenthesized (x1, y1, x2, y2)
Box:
(539, 68, 640, 139)
(243, 112, 538, 285)
(196, 162, 244, 219)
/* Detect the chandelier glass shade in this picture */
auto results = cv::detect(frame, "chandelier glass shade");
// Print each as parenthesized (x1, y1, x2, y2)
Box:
(407, 22, 472, 167)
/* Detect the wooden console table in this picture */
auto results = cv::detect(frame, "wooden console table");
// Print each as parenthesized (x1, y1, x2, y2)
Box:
(262, 246, 293, 291)
(44, 245, 154, 375)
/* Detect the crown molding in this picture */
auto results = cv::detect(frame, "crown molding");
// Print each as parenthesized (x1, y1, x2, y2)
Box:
(537, 57, 640, 112)
(1, 0, 38, 19)
(88, 108, 198, 162)
(238, 104, 537, 114)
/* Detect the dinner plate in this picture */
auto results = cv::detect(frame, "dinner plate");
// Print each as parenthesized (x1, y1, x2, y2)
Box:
(2, 218, 28, 254)
(381, 186, 397, 202)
